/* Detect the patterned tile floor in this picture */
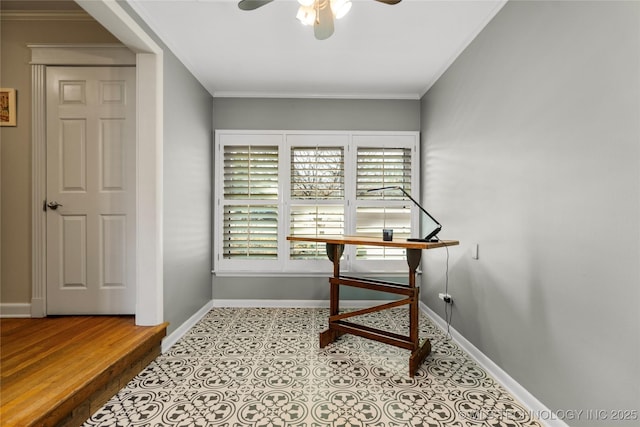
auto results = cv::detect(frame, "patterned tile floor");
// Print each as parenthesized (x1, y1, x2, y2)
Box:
(84, 307, 542, 427)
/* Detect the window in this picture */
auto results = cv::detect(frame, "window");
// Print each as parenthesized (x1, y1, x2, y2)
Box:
(355, 146, 413, 261)
(289, 144, 345, 260)
(214, 131, 419, 274)
(222, 144, 279, 260)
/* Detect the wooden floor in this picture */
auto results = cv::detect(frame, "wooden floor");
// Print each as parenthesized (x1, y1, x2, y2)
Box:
(0, 316, 168, 427)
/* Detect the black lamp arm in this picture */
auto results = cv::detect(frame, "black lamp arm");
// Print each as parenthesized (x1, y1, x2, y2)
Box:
(366, 186, 442, 241)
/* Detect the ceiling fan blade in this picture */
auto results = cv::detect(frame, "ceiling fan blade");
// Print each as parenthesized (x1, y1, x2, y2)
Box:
(374, 0, 402, 4)
(238, 0, 274, 11)
(314, 0, 335, 40)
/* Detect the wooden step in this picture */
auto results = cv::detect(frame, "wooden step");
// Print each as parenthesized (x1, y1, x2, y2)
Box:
(0, 316, 168, 427)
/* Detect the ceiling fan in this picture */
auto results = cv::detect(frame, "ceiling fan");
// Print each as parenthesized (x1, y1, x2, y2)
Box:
(238, 0, 402, 40)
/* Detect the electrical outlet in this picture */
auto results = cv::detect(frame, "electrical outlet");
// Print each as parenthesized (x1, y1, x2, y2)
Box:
(438, 293, 453, 304)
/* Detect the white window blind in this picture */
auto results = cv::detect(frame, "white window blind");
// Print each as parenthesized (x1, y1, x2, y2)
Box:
(224, 145, 278, 199)
(289, 146, 345, 259)
(355, 147, 413, 261)
(222, 145, 279, 259)
(355, 206, 411, 260)
(290, 147, 344, 200)
(356, 147, 412, 197)
(222, 205, 278, 259)
(214, 131, 419, 274)
(289, 205, 344, 259)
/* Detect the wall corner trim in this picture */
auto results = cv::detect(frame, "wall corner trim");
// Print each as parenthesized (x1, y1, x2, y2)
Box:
(30, 298, 45, 317)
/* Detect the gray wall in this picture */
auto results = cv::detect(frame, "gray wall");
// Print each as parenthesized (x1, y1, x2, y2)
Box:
(213, 98, 420, 131)
(162, 54, 213, 335)
(118, 1, 213, 335)
(212, 97, 419, 301)
(420, 1, 639, 423)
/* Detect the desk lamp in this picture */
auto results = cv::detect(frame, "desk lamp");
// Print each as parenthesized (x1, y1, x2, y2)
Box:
(366, 186, 442, 242)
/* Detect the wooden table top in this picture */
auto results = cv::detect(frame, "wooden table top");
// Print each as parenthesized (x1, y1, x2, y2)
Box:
(287, 235, 459, 250)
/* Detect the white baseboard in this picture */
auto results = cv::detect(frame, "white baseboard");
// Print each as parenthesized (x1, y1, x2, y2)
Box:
(161, 300, 214, 353)
(212, 299, 328, 308)
(0, 303, 32, 318)
(419, 301, 568, 427)
(211, 299, 397, 308)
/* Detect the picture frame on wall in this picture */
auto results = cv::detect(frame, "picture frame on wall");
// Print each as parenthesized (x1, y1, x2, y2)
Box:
(0, 88, 17, 127)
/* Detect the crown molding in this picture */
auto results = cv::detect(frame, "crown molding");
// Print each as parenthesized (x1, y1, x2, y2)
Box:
(0, 10, 93, 21)
(212, 91, 421, 101)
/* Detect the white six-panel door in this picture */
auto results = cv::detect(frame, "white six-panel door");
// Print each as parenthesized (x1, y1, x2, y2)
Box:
(46, 66, 136, 314)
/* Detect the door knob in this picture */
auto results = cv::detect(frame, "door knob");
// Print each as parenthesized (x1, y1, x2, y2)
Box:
(46, 201, 63, 210)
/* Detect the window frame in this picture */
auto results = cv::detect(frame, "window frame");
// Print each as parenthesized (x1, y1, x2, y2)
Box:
(214, 130, 420, 275)
(215, 132, 286, 273)
(285, 133, 349, 273)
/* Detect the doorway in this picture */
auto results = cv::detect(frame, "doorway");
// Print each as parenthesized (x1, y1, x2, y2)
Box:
(30, 43, 163, 324)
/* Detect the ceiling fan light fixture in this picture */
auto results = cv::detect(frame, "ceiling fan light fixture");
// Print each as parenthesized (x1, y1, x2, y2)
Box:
(239, 0, 401, 40)
(330, 0, 352, 19)
(296, 5, 316, 26)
